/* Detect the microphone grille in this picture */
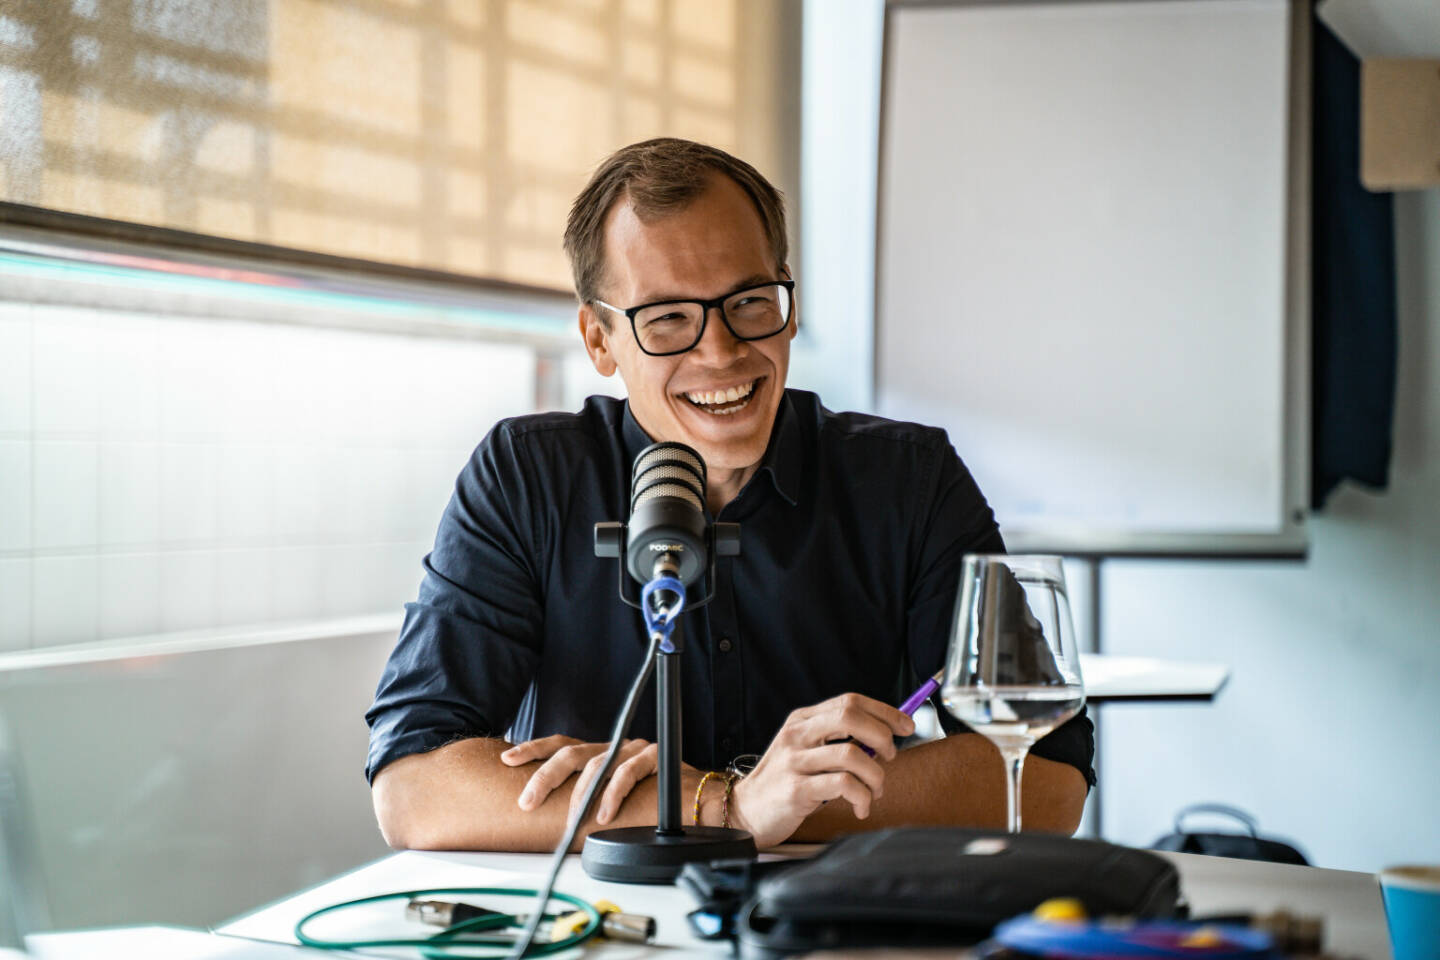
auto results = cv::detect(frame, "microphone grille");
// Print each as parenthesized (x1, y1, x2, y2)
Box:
(633, 445, 703, 481)
(633, 480, 704, 512)
(635, 462, 702, 488)
(630, 443, 706, 513)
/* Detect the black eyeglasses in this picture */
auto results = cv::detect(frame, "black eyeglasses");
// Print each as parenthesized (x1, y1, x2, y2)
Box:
(594, 279, 795, 357)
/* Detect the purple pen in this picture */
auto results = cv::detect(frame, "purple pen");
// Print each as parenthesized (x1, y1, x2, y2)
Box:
(899, 669, 945, 716)
(860, 669, 944, 757)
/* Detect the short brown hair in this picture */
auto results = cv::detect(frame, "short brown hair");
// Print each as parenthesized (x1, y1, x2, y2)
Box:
(563, 138, 788, 314)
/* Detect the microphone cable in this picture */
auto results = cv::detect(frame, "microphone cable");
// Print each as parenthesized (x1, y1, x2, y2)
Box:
(505, 442, 702, 956)
(295, 605, 676, 959)
(295, 443, 702, 958)
(504, 585, 683, 959)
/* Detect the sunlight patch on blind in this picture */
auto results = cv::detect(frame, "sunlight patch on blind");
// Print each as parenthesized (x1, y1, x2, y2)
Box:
(0, 0, 799, 293)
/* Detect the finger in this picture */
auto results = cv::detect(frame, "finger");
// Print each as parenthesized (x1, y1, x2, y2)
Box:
(518, 743, 596, 810)
(803, 771, 875, 819)
(573, 739, 651, 823)
(504, 734, 580, 761)
(773, 698, 859, 749)
(788, 694, 914, 754)
(800, 704, 903, 761)
(501, 735, 580, 765)
(568, 757, 604, 823)
(797, 742, 886, 799)
(830, 692, 915, 737)
(780, 702, 823, 729)
(597, 745, 658, 824)
(569, 742, 635, 821)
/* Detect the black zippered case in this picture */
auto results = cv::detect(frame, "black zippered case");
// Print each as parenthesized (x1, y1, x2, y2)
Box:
(736, 828, 1183, 958)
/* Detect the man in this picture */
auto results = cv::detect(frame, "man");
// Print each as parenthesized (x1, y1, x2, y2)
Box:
(367, 138, 1093, 851)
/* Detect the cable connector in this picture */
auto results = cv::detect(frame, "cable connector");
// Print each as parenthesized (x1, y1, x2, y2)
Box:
(406, 899, 501, 928)
(552, 899, 655, 944)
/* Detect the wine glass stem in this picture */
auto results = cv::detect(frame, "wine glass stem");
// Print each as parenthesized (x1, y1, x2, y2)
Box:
(1001, 746, 1029, 834)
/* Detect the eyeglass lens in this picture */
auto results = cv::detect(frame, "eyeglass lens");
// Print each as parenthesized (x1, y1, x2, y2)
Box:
(633, 284, 791, 354)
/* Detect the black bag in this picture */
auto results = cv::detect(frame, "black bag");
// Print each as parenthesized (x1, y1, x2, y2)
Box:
(733, 828, 1183, 959)
(1152, 804, 1309, 866)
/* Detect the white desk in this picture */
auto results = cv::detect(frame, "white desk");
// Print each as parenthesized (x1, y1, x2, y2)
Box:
(218, 847, 1391, 958)
(1080, 654, 1230, 702)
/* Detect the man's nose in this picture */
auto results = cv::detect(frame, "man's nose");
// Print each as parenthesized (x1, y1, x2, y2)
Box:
(693, 304, 747, 363)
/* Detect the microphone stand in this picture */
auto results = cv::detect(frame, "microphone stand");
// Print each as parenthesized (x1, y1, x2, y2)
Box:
(657, 608, 684, 837)
(581, 524, 756, 884)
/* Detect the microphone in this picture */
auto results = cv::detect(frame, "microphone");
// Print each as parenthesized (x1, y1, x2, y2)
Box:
(584, 440, 754, 883)
(625, 442, 708, 592)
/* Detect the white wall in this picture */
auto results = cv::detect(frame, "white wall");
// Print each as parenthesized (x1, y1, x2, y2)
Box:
(789, 0, 883, 415)
(1099, 189, 1440, 873)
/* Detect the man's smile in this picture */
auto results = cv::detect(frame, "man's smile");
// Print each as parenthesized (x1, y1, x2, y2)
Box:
(679, 376, 761, 416)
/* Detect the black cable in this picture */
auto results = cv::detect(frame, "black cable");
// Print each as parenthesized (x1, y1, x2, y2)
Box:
(504, 630, 663, 959)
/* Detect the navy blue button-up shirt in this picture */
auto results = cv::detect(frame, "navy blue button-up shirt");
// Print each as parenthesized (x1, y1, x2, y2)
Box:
(366, 390, 1094, 785)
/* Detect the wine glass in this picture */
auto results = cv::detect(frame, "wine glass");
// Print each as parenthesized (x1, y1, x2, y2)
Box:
(941, 554, 1085, 833)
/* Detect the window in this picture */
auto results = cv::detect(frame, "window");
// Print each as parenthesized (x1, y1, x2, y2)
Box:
(0, 0, 800, 290)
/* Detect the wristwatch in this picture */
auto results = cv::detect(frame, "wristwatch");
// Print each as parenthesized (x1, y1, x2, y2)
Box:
(726, 753, 760, 778)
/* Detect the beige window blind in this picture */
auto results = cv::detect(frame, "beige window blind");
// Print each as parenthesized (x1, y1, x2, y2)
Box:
(0, 0, 800, 292)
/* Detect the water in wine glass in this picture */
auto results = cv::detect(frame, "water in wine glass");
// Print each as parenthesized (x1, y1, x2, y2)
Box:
(941, 554, 1085, 832)
(941, 685, 1083, 753)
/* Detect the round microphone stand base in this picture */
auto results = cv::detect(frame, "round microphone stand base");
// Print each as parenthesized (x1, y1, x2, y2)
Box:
(581, 826, 756, 884)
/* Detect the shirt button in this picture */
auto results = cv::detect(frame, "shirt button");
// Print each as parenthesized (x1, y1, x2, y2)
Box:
(718, 637, 733, 653)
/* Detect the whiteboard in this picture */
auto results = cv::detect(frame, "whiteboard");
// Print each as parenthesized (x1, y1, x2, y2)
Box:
(876, 0, 1308, 557)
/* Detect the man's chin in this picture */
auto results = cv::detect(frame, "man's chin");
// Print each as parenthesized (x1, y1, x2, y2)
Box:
(669, 398, 776, 471)
(691, 441, 770, 477)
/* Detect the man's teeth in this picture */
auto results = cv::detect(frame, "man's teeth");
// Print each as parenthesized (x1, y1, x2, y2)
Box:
(684, 381, 756, 406)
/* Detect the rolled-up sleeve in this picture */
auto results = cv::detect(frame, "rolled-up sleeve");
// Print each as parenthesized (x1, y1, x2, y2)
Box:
(365, 423, 544, 783)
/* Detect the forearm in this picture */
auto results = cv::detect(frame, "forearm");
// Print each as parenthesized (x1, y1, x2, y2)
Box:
(789, 733, 1087, 843)
(371, 737, 681, 852)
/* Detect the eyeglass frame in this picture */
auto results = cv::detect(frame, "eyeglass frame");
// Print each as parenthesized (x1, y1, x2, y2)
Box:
(592, 277, 797, 357)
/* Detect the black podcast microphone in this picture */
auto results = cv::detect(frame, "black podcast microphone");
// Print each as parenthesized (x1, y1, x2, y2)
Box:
(577, 440, 753, 887)
(625, 442, 708, 602)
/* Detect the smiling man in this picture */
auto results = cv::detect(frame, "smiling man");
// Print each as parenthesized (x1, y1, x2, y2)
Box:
(366, 139, 1094, 851)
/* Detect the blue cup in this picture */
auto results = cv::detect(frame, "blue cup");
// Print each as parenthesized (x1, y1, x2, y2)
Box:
(1381, 866, 1440, 960)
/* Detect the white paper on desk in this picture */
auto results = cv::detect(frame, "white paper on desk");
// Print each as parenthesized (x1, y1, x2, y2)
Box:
(27, 925, 328, 959)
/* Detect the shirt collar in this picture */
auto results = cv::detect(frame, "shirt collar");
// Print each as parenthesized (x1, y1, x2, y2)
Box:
(619, 391, 801, 508)
(755, 391, 801, 506)
(620, 401, 653, 465)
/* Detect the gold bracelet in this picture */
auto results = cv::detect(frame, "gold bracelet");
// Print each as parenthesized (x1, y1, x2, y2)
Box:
(693, 771, 721, 825)
(721, 772, 740, 829)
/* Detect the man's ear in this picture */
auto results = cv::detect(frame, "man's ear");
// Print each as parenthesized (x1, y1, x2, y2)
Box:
(579, 303, 618, 377)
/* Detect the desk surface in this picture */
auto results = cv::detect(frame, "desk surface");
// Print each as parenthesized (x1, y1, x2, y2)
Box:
(219, 846, 1390, 959)
(1080, 654, 1230, 702)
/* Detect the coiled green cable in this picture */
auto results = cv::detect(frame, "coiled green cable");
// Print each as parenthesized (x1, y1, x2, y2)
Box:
(293, 886, 601, 958)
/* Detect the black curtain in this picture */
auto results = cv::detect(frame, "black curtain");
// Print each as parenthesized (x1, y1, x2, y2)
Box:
(1311, 18, 1399, 509)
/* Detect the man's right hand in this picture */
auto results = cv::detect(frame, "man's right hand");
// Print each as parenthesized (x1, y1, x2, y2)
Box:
(729, 693, 915, 848)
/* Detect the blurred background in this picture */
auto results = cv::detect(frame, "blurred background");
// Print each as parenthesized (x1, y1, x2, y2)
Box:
(0, 0, 1436, 934)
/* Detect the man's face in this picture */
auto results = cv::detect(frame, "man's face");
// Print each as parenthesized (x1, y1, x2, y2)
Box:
(580, 174, 796, 478)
